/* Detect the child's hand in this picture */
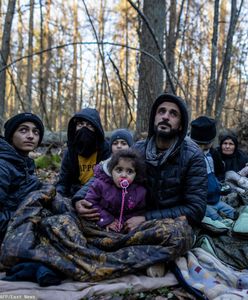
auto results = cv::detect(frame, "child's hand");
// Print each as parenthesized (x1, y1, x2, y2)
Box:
(106, 219, 121, 232)
(124, 216, 145, 232)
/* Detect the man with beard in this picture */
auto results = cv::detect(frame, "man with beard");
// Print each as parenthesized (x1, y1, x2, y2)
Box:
(74, 94, 207, 229)
(124, 93, 207, 231)
(56, 108, 110, 197)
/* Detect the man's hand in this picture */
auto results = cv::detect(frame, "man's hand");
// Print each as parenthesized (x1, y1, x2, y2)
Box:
(124, 216, 146, 232)
(75, 199, 100, 221)
(106, 219, 120, 232)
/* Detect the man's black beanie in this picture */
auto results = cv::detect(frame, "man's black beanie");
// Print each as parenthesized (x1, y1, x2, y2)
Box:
(190, 116, 216, 144)
(4, 112, 44, 145)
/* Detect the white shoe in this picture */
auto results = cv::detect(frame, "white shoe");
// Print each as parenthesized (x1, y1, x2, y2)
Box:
(146, 263, 165, 277)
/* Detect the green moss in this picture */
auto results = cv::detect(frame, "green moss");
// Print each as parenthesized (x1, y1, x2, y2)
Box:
(35, 154, 61, 170)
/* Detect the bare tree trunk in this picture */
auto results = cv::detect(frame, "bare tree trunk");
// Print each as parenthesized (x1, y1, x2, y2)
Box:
(0, 1, 2, 26)
(232, 42, 247, 122)
(136, 0, 165, 134)
(43, 1, 52, 129)
(39, 0, 44, 117)
(195, 65, 201, 115)
(26, 0, 34, 111)
(72, 0, 78, 113)
(124, 0, 129, 128)
(215, 0, 243, 122)
(39, 0, 51, 129)
(55, 47, 63, 133)
(176, 0, 189, 92)
(16, 0, 24, 113)
(95, 0, 106, 110)
(165, 0, 176, 92)
(0, 0, 16, 129)
(206, 0, 219, 116)
(79, 45, 84, 110)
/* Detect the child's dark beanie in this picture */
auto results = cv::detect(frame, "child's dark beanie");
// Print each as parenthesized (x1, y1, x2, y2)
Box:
(110, 129, 133, 147)
(4, 112, 44, 145)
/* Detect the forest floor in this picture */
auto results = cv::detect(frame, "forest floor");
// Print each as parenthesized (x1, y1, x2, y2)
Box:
(86, 287, 196, 300)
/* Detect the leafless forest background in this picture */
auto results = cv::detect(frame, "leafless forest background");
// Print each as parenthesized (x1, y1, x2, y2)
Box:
(0, 0, 247, 140)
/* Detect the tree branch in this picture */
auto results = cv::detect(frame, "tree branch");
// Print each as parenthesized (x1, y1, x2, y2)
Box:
(0, 41, 164, 73)
(108, 54, 134, 127)
(82, 0, 118, 128)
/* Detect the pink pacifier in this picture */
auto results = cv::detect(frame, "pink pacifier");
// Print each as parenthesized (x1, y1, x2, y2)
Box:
(119, 178, 130, 188)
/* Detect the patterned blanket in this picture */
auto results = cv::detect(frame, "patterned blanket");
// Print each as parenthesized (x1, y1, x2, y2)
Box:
(176, 247, 248, 299)
(0, 184, 193, 282)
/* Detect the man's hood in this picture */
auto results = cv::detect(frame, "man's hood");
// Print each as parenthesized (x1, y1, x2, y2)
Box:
(148, 93, 189, 144)
(67, 108, 105, 145)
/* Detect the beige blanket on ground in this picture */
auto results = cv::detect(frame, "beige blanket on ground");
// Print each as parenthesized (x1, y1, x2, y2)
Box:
(0, 273, 177, 300)
(1, 248, 248, 300)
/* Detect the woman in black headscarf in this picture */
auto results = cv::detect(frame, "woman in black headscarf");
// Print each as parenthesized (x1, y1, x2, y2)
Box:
(217, 132, 248, 173)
